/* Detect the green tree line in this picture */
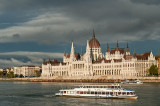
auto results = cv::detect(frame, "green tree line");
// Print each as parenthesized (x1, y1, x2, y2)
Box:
(148, 65, 158, 76)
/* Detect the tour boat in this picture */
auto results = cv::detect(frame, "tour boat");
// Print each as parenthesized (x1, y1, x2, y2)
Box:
(121, 79, 143, 84)
(55, 84, 138, 99)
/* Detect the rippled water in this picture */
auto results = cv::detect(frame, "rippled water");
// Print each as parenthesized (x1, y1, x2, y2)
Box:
(0, 81, 160, 106)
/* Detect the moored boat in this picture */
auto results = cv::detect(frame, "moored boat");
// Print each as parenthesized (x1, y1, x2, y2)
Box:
(55, 84, 138, 99)
(121, 79, 143, 84)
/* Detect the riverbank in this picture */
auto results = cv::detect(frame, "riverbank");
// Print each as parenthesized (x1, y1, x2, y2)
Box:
(1, 76, 160, 83)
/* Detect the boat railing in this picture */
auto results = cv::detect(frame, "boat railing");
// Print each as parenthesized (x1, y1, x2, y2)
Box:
(77, 84, 122, 89)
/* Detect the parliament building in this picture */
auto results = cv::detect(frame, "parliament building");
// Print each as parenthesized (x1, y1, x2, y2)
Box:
(41, 31, 158, 78)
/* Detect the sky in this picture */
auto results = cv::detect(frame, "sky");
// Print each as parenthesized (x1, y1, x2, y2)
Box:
(0, 0, 160, 68)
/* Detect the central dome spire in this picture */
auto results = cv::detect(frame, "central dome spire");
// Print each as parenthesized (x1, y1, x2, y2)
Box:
(89, 29, 100, 48)
(92, 28, 95, 38)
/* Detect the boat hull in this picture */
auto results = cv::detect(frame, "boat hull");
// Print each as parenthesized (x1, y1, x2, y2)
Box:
(55, 95, 138, 100)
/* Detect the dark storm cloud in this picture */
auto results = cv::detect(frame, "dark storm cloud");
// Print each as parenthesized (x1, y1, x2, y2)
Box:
(0, 0, 160, 44)
(131, 0, 160, 5)
(12, 34, 20, 38)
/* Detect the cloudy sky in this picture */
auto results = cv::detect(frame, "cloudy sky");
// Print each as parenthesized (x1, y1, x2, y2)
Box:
(0, 0, 160, 68)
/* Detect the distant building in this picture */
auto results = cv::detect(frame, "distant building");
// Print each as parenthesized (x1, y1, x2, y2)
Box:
(42, 30, 158, 78)
(13, 65, 41, 77)
(0, 68, 3, 72)
(158, 57, 160, 75)
(5, 68, 14, 73)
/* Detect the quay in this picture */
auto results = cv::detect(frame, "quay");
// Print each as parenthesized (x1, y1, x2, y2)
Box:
(1, 76, 160, 83)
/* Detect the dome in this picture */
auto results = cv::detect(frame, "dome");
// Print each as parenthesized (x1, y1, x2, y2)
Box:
(89, 30, 100, 48)
(89, 38, 100, 48)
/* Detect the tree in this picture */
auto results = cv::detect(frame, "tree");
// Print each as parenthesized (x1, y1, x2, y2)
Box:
(19, 74, 24, 78)
(148, 65, 158, 76)
(6, 71, 14, 78)
(0, 71, 3, 78)
(35, 70, 41, 77)
(14, 74, 18, 78)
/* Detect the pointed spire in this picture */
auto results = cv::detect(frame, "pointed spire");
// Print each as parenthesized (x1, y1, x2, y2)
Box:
(43, 59, 45, 63)
(107, 42, 109, 52)
(71, 42, 74, 52)
(81, 47, 83, 56)
(92, 28, 95, 38)
(86, 40, 90, 52)
(126, 42, 129, 52)
(117, 40, 119, 48)
(133, 48, 136, 57)
(70, 41, 75, 59)
(64, 48, 66, 56)
(116, 40, 119, 51)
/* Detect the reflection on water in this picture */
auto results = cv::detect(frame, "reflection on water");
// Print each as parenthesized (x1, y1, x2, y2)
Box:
(0, 82, 160, 106)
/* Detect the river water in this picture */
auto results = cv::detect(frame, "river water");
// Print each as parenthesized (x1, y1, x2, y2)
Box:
(0, 82, 160, 106)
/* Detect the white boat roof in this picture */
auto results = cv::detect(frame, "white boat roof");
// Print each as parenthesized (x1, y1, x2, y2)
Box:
(77, 84, 121, 87)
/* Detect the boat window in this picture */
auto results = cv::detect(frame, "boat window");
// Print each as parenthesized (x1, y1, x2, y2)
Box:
(91, 91, 94, 94)
(102, 92, 105, 95)
(84, 91, 86, 94)
(122, 92, 126, 95)
(95, 92, 97, 94)
(98, 92, 101, 94)
(64, 91, 66, 94)
(80, 91, 83, 94)
(118, 92, 121, 95)
(127, 92, 130, 95)
(110, 92, 113, 95)
(106, 92, 109, 95)
(111, 86, 114, 89)
(77, 91, 79, 94)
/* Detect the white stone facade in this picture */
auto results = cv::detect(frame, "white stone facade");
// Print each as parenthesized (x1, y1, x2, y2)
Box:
(41, 33, 158, 78)
(13, 65, 41, 77)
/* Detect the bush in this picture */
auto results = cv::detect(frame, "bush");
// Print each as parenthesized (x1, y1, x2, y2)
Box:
(0, 71, 3, 78)
(148, 65, 158, 76)
(6, 71, 14, 78)
(19, 74, 24, 78)
(35, 70, 41, 77)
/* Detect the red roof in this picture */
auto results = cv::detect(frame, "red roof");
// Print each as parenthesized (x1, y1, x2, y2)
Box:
(155, 56, 160, 60)
(93, 58, 111, 63)
(43, 60, 66, 66)
(110, 48, 125, 54)
(89, 38, 100, 48)
(104, 60, 111, 63)
(66, 53, 80, 60)
(136, 56, 148, 60)
(124, 55, 133, 60)
(144, 52, 151, 56)
(66, 54, 70, 58)
(113, 59, 122, 62)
